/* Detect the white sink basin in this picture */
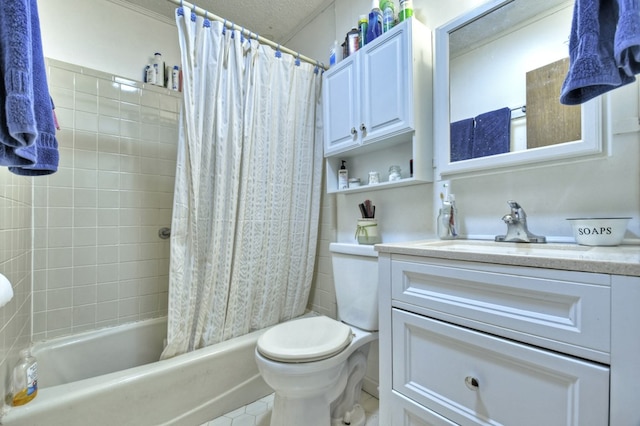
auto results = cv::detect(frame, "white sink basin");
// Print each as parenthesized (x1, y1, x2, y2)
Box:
(415, 240, 592, 258)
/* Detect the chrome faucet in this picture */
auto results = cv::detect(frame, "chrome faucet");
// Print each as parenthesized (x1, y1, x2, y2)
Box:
(495, 201, 546, 243)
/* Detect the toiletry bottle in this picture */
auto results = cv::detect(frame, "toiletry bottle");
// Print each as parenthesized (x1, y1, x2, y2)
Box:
(380, 0, 395, 32)
(330, 40, 338, 66)
(366, 0, 383, 44)
(144, 64, 155, 84)
(358, 15, 368, 47)
(171, 66, 180, 91)
(9, 349, 38, 406)
(338, 160, 349, 190)
(398, 0, 413, 22)
(347, 27, 360, 56)
(152, 52, 164, 86)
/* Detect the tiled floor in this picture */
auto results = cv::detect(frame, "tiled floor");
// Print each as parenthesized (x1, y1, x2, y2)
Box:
(202, 392, 379, 426)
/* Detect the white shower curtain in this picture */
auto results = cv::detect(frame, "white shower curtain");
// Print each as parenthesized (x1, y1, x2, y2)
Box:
(162, 10, 323, 359)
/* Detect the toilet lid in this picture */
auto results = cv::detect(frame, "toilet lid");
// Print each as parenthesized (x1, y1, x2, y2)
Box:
(257, 316, 353, 363)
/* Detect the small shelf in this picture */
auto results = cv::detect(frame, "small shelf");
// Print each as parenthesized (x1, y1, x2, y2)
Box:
(328, 177, 429, 194)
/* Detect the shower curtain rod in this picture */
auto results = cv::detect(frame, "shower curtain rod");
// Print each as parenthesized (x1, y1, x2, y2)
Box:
(165, 0, 328, 70)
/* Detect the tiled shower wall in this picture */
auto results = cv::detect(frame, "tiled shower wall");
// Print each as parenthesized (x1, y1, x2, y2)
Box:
(0, 170, 33, 392)
(31, 59, 179, 340)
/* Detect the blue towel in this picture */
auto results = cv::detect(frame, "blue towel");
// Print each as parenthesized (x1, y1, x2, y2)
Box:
(0, 0, 59, 175)
(615, 0, 640, 76)
(560, 0, 636, 105)
(450, 118, 474, 162)
(472, 107, 511, 159)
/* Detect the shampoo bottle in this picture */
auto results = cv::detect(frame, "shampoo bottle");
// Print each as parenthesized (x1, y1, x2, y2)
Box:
(398, 0, 413, 22)
(380, 0, 395, 32)
(338, 160, 349, 190)
(144, 64, 155, 84)
(171, 66, 180, 91)
(152, 52, 164, 86)
(358, 15, 368, 47)
(9, 349, 38, 406)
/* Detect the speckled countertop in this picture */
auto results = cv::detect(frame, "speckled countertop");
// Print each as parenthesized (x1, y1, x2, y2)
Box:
(375, 239, 640, 277)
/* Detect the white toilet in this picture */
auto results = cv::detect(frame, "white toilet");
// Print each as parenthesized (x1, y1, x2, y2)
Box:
(255, 243, 379, 426)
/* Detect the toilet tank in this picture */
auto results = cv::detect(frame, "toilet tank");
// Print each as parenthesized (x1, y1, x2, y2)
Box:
(330, 243, 379, 331)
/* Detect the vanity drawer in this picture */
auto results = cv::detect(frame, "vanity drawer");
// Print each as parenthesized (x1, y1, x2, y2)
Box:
(391, 257, 611, 362)
(391, 391, 457, 426)
(392, 309, 610, 426)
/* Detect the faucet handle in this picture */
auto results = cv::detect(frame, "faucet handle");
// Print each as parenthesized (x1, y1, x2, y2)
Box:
(507, 200, 522, 210)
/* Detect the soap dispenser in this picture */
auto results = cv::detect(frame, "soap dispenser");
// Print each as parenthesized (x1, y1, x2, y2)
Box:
(8, 348, 38, 406)
(338, 160, 349, 190)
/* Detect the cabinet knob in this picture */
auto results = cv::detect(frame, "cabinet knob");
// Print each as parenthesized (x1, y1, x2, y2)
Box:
(351, 127, 357, 136)
(465, 376, 479, 391)
(359, 123, 367, 133)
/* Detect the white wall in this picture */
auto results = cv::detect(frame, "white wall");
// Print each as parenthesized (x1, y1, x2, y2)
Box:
(300, 0, 640, 246)
(39, 0, 181, 82)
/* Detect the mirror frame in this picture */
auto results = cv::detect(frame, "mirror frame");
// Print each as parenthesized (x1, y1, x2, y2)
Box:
(434, 0, 603, 177)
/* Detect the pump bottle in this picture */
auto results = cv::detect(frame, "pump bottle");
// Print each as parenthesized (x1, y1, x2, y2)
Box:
(338, 160, 349, 190)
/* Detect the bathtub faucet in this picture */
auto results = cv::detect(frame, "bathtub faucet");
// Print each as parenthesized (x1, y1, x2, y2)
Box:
(495, 200, 546, 243)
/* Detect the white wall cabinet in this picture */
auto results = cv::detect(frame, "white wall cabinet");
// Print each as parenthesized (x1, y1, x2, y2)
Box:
(378, 253, 640, 425)
(322, 19, 432, 193)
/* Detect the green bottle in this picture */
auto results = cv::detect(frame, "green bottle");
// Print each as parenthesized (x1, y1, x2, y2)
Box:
(358, 15, 368, 47)
(399, 0, 413, 22)
(380, 0, 395, 32)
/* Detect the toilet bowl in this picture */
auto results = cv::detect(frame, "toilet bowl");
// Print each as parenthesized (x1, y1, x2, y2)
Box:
(255, 243, 379, 426)
(255, 316, 378, 426)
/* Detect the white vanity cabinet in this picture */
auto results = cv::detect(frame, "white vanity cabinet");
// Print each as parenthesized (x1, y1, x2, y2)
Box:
(378, 247, 640, 426)
(322, 18, 432, 193)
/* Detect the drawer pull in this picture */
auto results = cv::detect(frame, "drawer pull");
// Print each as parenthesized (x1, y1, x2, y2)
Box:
(465, 376, 480, 391)
(351, 127, 358, 136)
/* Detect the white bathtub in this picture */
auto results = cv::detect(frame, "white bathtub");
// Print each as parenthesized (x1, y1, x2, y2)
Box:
(0, 317, 273, 426)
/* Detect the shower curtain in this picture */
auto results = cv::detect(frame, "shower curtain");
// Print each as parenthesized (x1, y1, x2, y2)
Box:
(162, 10, 323, 359)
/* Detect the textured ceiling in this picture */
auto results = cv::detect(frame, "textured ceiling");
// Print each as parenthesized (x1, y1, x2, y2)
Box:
(119, 0, 332, 43)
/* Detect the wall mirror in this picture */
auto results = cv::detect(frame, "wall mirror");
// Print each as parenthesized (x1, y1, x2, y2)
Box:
(434, 0, 603, 177)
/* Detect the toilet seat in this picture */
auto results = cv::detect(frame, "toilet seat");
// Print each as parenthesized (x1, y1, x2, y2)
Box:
(257, 316, 353, 362)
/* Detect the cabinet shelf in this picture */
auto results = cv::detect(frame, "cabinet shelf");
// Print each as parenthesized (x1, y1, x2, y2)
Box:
(328, 177, 429, 194)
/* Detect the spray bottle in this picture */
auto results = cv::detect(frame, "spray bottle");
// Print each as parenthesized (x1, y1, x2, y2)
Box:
(366, 0, 383, 43)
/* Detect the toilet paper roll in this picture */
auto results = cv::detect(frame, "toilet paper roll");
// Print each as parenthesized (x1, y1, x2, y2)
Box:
(0, 272, 14, 308)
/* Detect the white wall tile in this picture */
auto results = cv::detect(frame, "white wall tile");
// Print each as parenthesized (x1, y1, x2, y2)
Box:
(30, 60, 177, 338)
(76, 74, 98, 95)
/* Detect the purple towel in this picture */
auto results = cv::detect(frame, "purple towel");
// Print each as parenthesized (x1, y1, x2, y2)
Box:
(450, 118, 474, 162)
(560, 0, 636, 105)
(472, 107, 511, 159)
(0, 0, 59, 175)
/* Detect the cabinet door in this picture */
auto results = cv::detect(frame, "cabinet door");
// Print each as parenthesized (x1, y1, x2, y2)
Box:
(392, 309, 610, 426)
(322, 56, 360, 156)
(360, 22, 411, 144)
